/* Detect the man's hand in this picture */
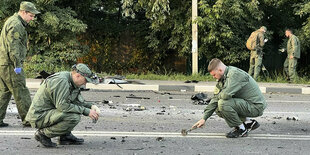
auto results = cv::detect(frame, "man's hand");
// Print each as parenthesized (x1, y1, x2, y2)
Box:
(290, 55, 294, 59)
(89, 109, 99, 120)
(192, 119, 206, 129)
(14, 68, 22, 74)
(91, 105, 101, 114)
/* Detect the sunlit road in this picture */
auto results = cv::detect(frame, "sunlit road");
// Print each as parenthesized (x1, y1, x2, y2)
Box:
(1, 90, 309, 154)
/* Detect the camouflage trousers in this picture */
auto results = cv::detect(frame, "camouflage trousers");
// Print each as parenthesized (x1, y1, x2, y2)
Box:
(215, 98, 266, 128)
(284, 57, 298, 82)
(248, 50, 263, 80)
(30, 109, 81, 138)
(0, 65, 31, 124)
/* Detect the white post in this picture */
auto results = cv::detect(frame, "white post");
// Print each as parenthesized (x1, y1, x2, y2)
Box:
(192, 0, 198, 74)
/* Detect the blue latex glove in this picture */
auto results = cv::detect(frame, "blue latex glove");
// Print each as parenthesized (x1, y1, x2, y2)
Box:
(14, 68, 22, 74)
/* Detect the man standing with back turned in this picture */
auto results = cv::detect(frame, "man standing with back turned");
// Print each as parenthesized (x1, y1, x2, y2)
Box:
(192, 58, 267, 138)
(0, 1, 40, 127)
(247, 26, 267, 80)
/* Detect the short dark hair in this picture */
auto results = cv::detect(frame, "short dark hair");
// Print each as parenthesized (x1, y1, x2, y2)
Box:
(208, 58, 222, 72)
(286, 29, 293, 33)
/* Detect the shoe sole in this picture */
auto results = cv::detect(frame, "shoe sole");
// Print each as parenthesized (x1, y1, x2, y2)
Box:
(248, 122, 260, 132)
(226, 130, 248, 138)
(58, 141, 84, 145)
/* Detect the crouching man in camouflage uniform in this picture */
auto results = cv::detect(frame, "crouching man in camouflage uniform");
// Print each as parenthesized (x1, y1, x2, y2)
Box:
(192, 58, 267, 138)
(26, 63, 100, 147)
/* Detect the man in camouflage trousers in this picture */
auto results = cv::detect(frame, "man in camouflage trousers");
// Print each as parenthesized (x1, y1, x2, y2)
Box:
(26, 63, 101, 147)
(248, 26, 267, 80)
(0, 1, 40, 127)
(192, 58, 267, 138)
(282, 29, 300, 83)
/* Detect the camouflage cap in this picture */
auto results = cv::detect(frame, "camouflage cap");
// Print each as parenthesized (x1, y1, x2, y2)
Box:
(72, 63, 99, 84)
(20, 1, 40, 14)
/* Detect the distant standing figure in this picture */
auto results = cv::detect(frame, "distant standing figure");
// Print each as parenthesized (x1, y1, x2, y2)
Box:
(247, 26, 267, 80)
(282, 29, 300, 83)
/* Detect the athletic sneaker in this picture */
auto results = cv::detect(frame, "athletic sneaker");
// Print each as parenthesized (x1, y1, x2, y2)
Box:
(244, 119, 260, 132)
(226, 127, 248, 138)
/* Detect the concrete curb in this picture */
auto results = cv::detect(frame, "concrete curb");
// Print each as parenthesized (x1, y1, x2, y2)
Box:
(26, 81, 309, 94)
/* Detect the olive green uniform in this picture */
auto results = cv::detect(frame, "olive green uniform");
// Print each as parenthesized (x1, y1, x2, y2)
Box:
(248, 30, 265, 80)
(0, 13, 31, 124)
(284, 34, 300, 82)
(203, 66, 267, 127)
(25, 72, 93, 138)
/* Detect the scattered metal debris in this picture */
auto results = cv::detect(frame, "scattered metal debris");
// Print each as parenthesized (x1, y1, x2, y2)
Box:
(103, 100, 113, 104)
(156, 137, 164, 141)
(121, 137, 126, 142)
(153, 91, 171, 95)
(109, 106, 117, 109)
(273, 116, 282, 119)
(301, 129, 308, 132)
(103, 75, 128, 84)
(191, 93, 211, 105)
(85, 126, 92, 129)
(21, 137, 31, 139)
(123, 104, 146, 111)
(126, 94, 150, 100)
(127, 148, 144, 151)
(156, 112, 164, 115)
(286, 116, 298, 121)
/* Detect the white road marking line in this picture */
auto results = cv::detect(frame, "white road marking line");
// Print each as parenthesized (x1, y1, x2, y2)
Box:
(266, 100, 310, 103)
(1, 130, 310, 141)
(264, 112, 310, 114)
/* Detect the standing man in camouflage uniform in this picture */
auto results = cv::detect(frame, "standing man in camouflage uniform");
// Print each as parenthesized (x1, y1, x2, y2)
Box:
(0, 1, 40, 127)
(247, 26, 267, 80)
(26, 63, 100, 147)
(192, 58, 267, 138)
(282, 29, 300, 83)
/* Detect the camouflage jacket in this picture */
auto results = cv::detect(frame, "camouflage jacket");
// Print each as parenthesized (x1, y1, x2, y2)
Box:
(0, 13, 28, 68)
(26, 72, 93, 123)
(287, 34, 300, 59)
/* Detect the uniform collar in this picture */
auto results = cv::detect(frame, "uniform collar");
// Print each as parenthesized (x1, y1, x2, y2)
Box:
(69, 73, 79, 89)
(16, 13, 28, 27)
(220, 66, 229, 81)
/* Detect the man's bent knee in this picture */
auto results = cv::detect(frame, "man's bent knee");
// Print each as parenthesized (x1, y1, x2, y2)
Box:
(218, 99, 233, 112)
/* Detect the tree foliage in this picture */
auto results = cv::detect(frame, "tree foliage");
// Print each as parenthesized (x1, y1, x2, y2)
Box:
(1, 0, 310, 76)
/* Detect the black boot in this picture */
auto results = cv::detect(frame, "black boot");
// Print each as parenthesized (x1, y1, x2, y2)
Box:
(58, 132, 84, 145)
(34, 129, 56, 147)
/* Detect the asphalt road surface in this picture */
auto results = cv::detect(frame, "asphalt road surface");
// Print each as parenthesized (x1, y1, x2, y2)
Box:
(1, 89, 310, 155)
